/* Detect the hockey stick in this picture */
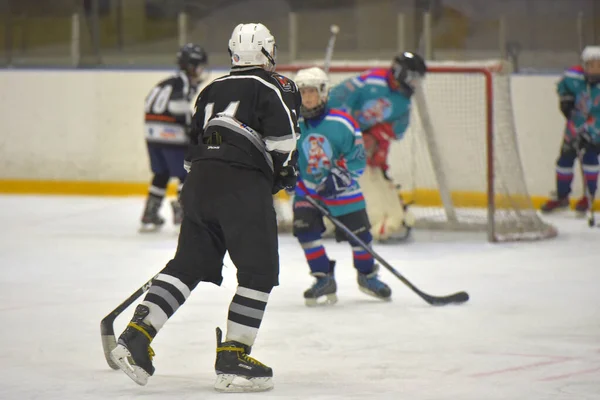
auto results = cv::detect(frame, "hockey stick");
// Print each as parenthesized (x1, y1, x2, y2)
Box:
(100, 274, 158, 369)
(323, 25, 339, 74)
(576, 148, 596, 227)
(301, 194, 469, 306)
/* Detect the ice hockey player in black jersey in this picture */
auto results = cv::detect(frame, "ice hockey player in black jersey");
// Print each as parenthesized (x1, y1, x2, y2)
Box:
(110, 23, 301, 392)
(140, 43, 208, 232)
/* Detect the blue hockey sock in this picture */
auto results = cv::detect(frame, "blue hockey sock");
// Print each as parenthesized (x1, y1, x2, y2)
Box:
(350, 231, 375, 274)
(556, 153, 576, 198)
(582, 150, 599, 197)
(297, 233, 330, 275)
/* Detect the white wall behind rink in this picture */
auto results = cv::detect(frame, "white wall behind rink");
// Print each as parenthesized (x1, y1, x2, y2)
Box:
(0, 68, 574, 198)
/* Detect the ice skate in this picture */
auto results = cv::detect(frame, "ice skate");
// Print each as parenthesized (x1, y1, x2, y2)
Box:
(540, 196, 569, 213)
(110, 305, 157, 386)
(214, 327, 273, 393)
(357, 265, 392, 300)
(171, 199, 183, 226)
(575, 196, 589, 216)
(303, 260, 337, 307)
(139, 196, 165, 232)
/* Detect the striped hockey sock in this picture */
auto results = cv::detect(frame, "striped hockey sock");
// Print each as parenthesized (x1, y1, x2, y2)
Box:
(582, 151, 599, 196)
(298, 233, 330, 274)
(140, 273, 192, 330)
(226, 286, 270, 347)
(351, 231, 375, 274)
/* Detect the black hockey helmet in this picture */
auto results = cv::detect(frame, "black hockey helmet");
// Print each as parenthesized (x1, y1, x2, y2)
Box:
(391, 52, 427, 92)
(177, 43, 208, 70)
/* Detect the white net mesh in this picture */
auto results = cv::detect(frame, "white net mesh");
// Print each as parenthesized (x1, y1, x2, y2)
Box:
(277, 60, 557, 241)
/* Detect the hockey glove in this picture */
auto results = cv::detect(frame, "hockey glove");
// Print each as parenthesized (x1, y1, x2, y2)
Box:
(364, 123, 394, 170)
(317, 167, 353, 198)
(559, 95, 575, 120)
(272, 151, 299, 194)
(575, 130, 596, 151)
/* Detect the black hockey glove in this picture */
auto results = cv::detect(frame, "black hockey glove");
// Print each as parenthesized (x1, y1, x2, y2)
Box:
(574, 129, 595, 151)
(559, 95, 575, 120)
(272, 151, 299, 194)
(317, 167, 353, 198)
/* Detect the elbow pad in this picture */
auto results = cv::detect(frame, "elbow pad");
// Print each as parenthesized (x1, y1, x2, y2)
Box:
(559, 97, 575, 120)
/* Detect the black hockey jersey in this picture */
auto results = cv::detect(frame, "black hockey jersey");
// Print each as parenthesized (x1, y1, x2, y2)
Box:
(144, 71, 198, 146)
(188, 67, 301, 180)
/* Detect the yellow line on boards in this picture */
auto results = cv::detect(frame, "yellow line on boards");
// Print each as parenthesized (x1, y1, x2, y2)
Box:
(1, 179, 599, 210)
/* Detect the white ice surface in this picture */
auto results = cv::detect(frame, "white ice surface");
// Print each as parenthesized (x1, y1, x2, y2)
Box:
(0, 195, 599, 400)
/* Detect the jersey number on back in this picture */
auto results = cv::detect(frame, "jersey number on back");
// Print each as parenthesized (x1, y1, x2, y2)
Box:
(145, 85, 173, 114)
(203, 101, 240, 128)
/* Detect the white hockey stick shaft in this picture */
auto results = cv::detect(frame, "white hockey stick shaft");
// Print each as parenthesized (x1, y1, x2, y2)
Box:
(323, 25, 339, 74)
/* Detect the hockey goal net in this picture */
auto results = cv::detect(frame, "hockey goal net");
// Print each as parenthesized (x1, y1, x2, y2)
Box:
(276, 60, 557, 242)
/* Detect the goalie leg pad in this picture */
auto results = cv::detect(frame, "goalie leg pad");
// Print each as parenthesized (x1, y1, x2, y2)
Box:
(359, 166, 410, 242)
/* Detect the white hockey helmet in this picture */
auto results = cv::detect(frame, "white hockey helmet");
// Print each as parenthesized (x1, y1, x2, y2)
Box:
(228, 23, 277, 71)
(582, 46, 600, 62)
(295, 67, 330, 103)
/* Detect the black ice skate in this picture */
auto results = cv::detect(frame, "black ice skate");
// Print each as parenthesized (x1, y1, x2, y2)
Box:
(139, 196, 165, 232)
(110, 305, 157, 386)
(357, 265, 392, 300)
(214, 327, 273, 392)
(171, 199, 183, 226)
(303, 260, 337, 306)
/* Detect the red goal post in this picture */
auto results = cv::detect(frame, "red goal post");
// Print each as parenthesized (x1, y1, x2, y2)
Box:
(276, 60, 557, 242)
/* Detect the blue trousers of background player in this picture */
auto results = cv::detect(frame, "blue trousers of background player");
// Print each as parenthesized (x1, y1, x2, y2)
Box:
(141, 143, 188, 228)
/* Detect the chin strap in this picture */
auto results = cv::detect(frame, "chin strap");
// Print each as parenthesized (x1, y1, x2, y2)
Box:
(261, 47, 276, 71)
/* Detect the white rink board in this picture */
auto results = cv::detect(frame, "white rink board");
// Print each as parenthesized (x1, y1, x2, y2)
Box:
(0, 66, 572, 197)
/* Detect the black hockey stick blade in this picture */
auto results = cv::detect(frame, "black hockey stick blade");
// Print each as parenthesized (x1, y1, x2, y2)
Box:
(302, 195, 469, 306)
(100, 275, 157, 369)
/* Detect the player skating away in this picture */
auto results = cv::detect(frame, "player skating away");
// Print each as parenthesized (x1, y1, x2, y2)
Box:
(541, 46, 600, 214)
(111, 23, 301, 392)
(140, 43, 208, 232)
(293, 67, 392, 306)
(328, 52, 426, 242)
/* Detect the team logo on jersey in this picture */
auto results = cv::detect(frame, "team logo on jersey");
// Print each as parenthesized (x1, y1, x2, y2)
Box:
(303, 134, 332, 178)
(273, 74, 296, 92)
(233, 53, 240, 62)
(359, 98, 393, 125)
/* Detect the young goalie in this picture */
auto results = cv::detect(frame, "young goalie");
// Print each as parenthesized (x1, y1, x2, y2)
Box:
(328, 52, 426, 241)
(293, 67, 392, 306)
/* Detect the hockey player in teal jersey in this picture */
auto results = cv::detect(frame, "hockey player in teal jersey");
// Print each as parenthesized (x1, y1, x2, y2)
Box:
(541, 46, 600, 214)
(292, 67, 392, 306)
(328, 52, 426, 241)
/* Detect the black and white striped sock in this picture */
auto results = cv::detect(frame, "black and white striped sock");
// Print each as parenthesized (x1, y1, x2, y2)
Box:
(226, 286, 270, 347)
(140, 273, 191, 330)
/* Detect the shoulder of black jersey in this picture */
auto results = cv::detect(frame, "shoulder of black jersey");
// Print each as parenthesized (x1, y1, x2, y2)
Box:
(267, 71, 298, 93)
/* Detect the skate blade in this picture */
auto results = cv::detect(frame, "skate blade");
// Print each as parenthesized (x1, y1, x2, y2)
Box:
(305, 293, 338, 307)
(110, 345, 150, 386)
(139, 224, 163, 233)
(214, 374, 273, 393)
(358, 286, 392, 302)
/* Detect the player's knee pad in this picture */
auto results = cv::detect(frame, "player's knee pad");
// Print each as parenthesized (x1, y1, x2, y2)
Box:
(557, 145, 577, 167)
(292, 199, 326, 237)
(349, 230, 373, 247)
(582, 149, 600, 165)
(151, 173, 170, 189)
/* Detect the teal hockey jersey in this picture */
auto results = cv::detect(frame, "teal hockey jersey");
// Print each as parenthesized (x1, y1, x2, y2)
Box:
(295, 108, 367, 217)
(328, 68, 412, 139)
(558, 65, 600, 144)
